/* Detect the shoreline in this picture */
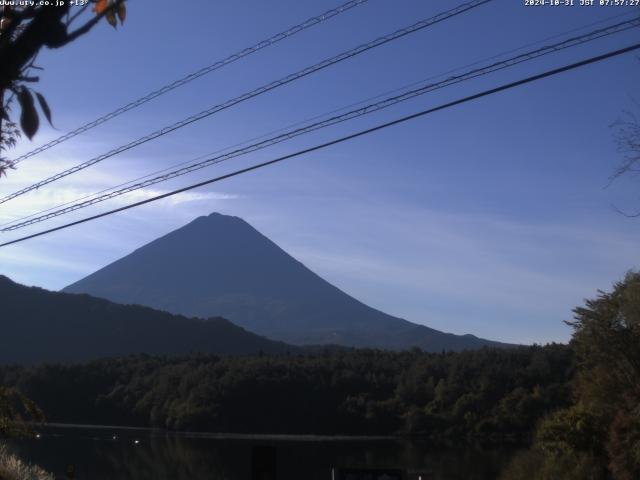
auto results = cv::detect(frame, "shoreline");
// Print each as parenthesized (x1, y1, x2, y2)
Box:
(41, 423, 398, 442)
(38, 423, 527, 446)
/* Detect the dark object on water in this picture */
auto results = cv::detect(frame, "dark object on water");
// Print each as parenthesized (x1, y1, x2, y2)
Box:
(332, 468, 405, 480)
(252, 445, 277, 480)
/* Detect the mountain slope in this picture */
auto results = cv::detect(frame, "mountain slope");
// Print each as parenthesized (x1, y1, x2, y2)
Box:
(0, 275, 294, 364)
(64, 213, 514, 351)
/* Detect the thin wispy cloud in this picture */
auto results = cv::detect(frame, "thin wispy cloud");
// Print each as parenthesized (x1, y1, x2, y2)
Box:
(270, 199, 638, 344)
(0, 138, 242, 224)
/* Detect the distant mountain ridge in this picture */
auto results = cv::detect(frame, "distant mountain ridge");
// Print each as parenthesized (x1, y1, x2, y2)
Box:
(64, 213, 516, 351)
(0, 275, 294, 364)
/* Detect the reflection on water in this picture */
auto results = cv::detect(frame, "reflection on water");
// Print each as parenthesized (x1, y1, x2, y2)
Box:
(6, 425, 518, 480)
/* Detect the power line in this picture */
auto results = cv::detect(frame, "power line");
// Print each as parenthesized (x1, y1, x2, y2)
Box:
(4, 8, 634, 230)
(3, 16, 638, 232)
(4, 16, 637, 230)
(8, 0, 370, 165)
(0, 0, 493, 206)
(1, 42, 638, 248)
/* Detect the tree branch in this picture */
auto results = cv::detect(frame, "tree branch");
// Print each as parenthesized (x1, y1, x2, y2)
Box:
(66, 3, 90, 27)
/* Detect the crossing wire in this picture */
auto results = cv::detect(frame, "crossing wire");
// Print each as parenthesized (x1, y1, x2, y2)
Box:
(3, 16, 638, 232)
(8, 0, 371, 165)
(0, 0, 493, 205)
(3, 8, 634, 231)
(1, 42, 638, 248)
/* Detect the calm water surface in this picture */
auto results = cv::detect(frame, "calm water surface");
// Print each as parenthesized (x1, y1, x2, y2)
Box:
(6, 425, 519, 480)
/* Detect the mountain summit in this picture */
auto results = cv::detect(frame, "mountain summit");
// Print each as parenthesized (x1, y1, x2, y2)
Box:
(64, 213, 513, 351)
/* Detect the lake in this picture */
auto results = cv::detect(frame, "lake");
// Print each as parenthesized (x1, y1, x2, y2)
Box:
(5, 425, 519, 480)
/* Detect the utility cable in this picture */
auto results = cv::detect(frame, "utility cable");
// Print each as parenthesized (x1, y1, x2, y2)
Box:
(0, 0, 492, 205)
(3, 16, 637, 232)
(4, 7, 632, 230)
(8, 0, 371, 165)
(1, 42, 638, 248)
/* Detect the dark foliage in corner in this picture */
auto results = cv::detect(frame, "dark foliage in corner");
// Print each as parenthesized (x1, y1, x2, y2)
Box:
(502, 272, 640, 480)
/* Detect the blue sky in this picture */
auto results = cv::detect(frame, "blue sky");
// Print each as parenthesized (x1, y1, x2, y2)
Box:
(0, 0, 639, 344)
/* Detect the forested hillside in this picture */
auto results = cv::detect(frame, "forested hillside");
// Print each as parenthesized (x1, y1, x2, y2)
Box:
(0, 345, 573, 438)
(0, 275, 295, 363)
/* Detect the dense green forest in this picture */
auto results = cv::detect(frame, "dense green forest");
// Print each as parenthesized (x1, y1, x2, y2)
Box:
(0, 345, 573, 439)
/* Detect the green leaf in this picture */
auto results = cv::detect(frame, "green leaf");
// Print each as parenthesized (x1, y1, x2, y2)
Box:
(35, 92, 53, 127)
(17, 87, 38, 140)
